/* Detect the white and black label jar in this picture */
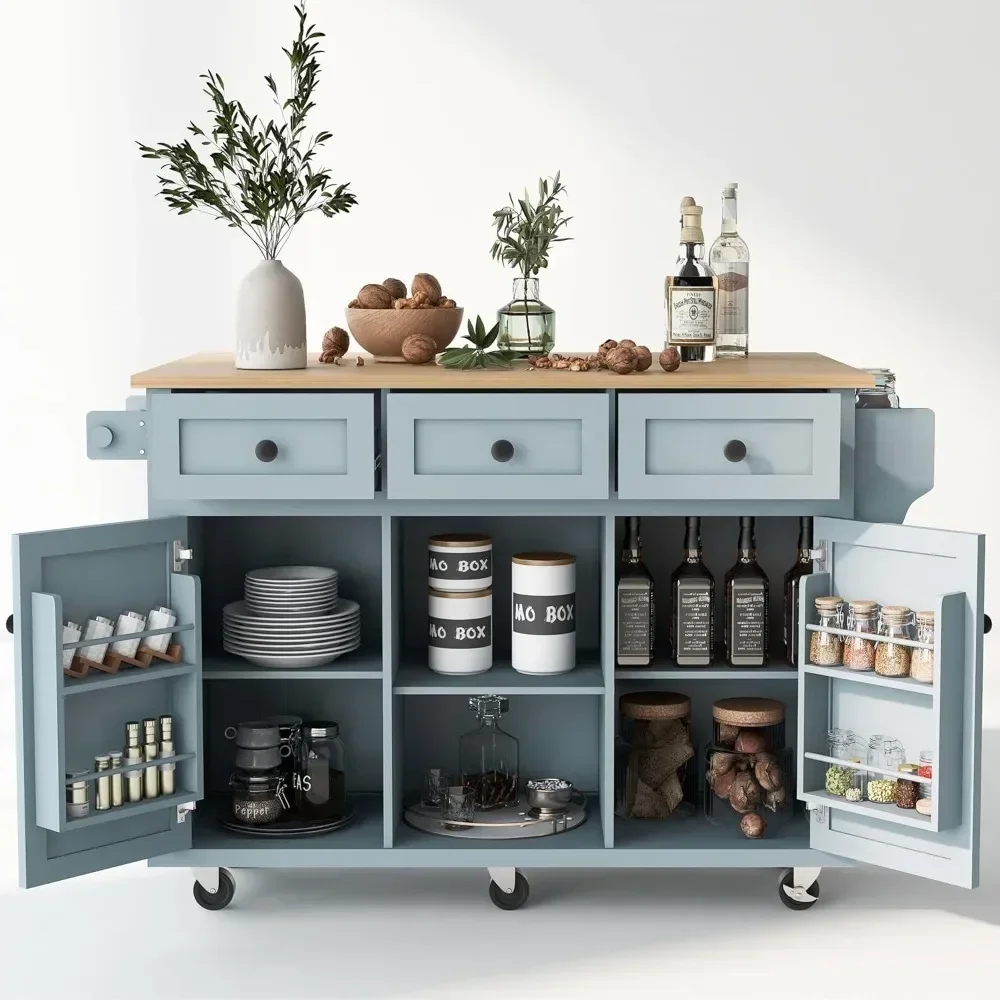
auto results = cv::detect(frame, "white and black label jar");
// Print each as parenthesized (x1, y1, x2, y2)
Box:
(428, 588, 493, 675)
(428, 534, 492, 592)
(511, 552, 576, 675)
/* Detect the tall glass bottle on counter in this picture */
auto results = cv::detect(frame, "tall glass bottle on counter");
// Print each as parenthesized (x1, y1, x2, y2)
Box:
(724, 516, 769, 666)
(670, 516, 715, 666)
(783, 516, 814, 666)
(460, 696, 519, 810)
(664, 196, 716, 363)
(616, 517, 655, 666)
(709, 183, 749, 358)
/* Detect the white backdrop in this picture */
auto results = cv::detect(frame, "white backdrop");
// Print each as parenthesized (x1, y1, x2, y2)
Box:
(0, 0, 996, 725)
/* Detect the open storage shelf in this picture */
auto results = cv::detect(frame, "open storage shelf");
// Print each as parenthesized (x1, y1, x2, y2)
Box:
(616, 663, 798, 681)
(393, 658, 604, 694)
(801, 662, 934, 696)
(202, 652, 383, 681)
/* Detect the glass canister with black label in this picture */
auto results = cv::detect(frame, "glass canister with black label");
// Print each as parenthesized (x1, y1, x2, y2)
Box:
(511, 552, 576, 675)
(428, 534, 492, 592)
(294, 721, 347, 821)
(428, 589, 492, 675)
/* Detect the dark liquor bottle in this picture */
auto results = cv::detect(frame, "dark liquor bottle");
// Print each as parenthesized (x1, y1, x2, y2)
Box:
(616, 517, 655, 666)
(664, 195, 716, 363)
(670, 516, 715, 666)
(783, 516, 814, 666)
(724, 516, 769, 666)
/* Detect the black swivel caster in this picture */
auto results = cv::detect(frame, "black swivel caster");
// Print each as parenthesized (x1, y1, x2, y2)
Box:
(489, 871, 530, 910)
(778, 868, 820, 910)
(193, 868, 235, 910)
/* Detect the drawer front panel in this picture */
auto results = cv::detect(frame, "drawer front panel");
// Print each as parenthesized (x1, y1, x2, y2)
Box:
(149, 393, 375, 500)
(618, 392, 843, 500)
(387, 392, 609, 499)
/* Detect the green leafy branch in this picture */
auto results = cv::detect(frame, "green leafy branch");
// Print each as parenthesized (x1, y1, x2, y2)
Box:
(438, 316, 517, 370)
(137, 2, 356, 260)
(490, 172, 572, 277)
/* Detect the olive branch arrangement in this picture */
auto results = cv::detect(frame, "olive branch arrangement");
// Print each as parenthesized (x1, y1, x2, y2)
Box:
(438, 316, 517, 370)
(137, 2, 356, 260)
(490, 172, 572, 277)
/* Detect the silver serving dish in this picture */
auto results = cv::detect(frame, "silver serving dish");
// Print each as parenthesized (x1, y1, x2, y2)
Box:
(525, 779, 574, 814)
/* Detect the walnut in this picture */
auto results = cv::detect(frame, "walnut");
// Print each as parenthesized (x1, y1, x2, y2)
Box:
(740, 812, 767, 839)
(348, 298, 361, 309)
(764, 787, 787, 812)
(356, 356, 365, 366)
(618, 338, 637, 349)
(528, 356, 553, 368)
(319, 351, 342, 365)
(754, 759, 784, 793)
(634, 345, 653, 371)
(597, 339, 618, 368)
(553, 359, 570, 369)
(356, 283, 393, 309)
(659, 347, 681, 372)
(411, 273, 441, 305)
(605, 345, 638, 375)
(734, 730, 768, 754)
(728, 771, 761, 814)
(709, 751, 737, 776)
(439, 298, 456, 308)
(401, 334, 438, 364)
(382, 277, 407, 300)
(717, 723, 740, 745)
(321, 326, 350, 359)
(711, 768, 736, 800)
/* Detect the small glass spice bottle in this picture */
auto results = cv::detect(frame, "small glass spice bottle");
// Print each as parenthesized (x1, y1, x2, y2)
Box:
(875, 606, 914, 677)
(843, 600, 879, 671)
(896, 778, 919, 809)
(809, 596, 844, 666)
(94, 755, 112, 811)
(909, 611, 935, 684)
(109, 750, 124, 808)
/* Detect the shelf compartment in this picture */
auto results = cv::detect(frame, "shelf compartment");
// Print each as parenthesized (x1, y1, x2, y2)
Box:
(802, 663, 934, 696)
(802, 790, 932, 830)
(63, 790, 197, 830)
(203, 651, 383, 681)
(394, 657, 604, 695)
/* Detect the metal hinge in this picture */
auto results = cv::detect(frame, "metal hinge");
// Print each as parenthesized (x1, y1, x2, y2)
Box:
(172, 541, 193, 572)
(810, 542, 828, 573)
(176, 802, 196, 823)
(807, 802, 828, 824)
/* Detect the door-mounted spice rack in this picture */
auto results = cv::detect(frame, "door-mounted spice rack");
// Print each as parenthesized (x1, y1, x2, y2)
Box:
(65, 633, 186, 678)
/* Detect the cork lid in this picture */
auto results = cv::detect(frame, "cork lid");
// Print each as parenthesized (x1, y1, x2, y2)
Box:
(620, 691, 690, 721)
(881, 605, 912, 621)
(915, 610, 936, 623)
(428, 587, 492, 599)
(849, 600, 879, 613)
(511, 552, 575, 566)
(815, 595, 843, 610)
(712, 697, 785, 727)
(429, 534, 492, 547)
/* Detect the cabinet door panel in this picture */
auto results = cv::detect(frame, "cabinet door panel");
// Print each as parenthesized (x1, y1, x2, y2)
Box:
(797, 519, 984, 887)
(13, 519, 201, 888)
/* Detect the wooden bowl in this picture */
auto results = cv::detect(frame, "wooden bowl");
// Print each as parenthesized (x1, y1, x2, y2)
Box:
(345, 306, 464, 363)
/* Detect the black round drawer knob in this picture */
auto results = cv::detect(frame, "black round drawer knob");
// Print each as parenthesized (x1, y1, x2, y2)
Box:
(491, 439, 515, 463)
(724, 439, 747, 463)
(255, 440, 279, 463)
(985, 614, 992, 635)
(5, 614, 13, 635)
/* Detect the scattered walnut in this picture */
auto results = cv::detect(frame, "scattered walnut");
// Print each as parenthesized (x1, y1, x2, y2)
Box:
(411, 273, 441, 305)
(633, 345, 653, 371)
(348, 298, 361, 309)
(401, 333, 438, 364)
(356, 283, 393, 309)
(605, 345, 638, 375)
(382, 277, 407, 299)
(319, 350, 341, 364)
(356, 357, 365, 366)
(618, 338, 637, 350)
(597, 339, 618, 368)
(321, 326, 350, 359)
(439, 298, 456, 308)
(659, 347, 681, 372)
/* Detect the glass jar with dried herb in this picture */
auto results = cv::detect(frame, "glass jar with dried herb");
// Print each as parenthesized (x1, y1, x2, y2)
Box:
(875, 606, 914, 677)
(809, 596, 844, 666)
(843, 600, 879, 671)
(910, 611, 935, 684)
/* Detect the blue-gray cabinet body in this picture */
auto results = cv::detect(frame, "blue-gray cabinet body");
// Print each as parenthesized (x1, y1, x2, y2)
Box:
(14, 369, 987, 896)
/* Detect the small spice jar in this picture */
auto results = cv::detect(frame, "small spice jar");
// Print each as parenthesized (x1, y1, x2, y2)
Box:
(615, 692, 695, 819)
(843, 600, 879, 671)
(868, 735, 905, 779)
(65, 770, 90, 820)
(909, 611, 935, 684)
(511, 552, 576, 676)
(896, 778, 919, 809)
(916, 750, 933, 815)
(231, 769, 288, 825)
(824, 729, 859, 797)
(428, 588, 492, 675)
(428, 534, 492, 592)
(809, 596, 844, 665)
(712, 697, 786, 752)
(294, 720, 348, 821)
(875, 606, 914, 677)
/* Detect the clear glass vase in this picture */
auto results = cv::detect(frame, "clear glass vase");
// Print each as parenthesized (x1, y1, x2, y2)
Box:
(497, 277, 555, 356)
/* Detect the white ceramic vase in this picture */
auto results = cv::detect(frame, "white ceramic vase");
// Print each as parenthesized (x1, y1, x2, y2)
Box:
(235, 259, 307, 370)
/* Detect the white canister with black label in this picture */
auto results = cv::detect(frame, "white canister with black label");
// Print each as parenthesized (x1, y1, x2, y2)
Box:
(511, 552, 576, 675)
(428, 534, 492, 592)
(428, 588, 493, 675)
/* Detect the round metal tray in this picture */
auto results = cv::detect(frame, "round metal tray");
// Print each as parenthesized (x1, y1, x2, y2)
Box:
(404, 794, 587, 840)
(218, 807, 355, 838)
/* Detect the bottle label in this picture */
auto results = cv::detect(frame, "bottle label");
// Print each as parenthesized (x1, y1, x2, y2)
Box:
(428, 615, 492, 648)
(667, 287, 716, 345)
(617, 587, 652, 658)
(429, 553, 491, 582)
(732, 587, 767, 658)
(512, 593, 576, 636)
(677, 586, 712, 656)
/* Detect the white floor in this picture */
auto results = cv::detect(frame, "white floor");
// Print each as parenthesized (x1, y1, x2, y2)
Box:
(1, 635, 996, 999)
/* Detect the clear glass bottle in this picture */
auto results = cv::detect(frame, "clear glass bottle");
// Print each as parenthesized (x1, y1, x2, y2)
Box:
(497, 276, 555, 356)
(670, 516, 715, 666)
(875, 606, 914, 677)
(664, 196, 716, 363)
(782, 516, 814, 665)
(724, 516, 769, 666)
(856, 369, 899, 408)
(709, 183, 749, 358)
(459, 696, 519, 810)
(808, 596, 844, 666)
(616, 516, 655, 666)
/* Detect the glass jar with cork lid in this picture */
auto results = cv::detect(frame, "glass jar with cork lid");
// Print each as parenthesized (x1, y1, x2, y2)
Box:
(875, 606, 914, 677)
(843, 600, 879, 671)
(615, 692, 695, 820)
(809, 596, 844, 666)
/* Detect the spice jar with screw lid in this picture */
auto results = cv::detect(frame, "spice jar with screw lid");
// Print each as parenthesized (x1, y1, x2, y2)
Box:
(809, 596, 844, 666)
(910, 611, 935, 684)
(843, 600, 879, 671)
(65, 770, 90, 820)
(875, 606, 914, 677)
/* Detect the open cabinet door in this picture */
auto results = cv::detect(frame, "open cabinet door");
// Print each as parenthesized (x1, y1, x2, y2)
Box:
(13, 518, 203, 888)
(797, 517, 985, 888)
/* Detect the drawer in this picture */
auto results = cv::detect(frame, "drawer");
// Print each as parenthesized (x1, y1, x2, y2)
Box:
(617, 392, 843, 500)
(386, 392, 609, 500)
(148, 393, 375, 500)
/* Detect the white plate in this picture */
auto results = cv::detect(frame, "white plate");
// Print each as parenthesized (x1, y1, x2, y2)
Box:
(223, 621, 360, 637)
(224, 636, 361, 652)
(245, 566, 337, 584)
(244, 582, 338, 594)
(223, 631, 361, 649)
(224, 599, 360, 624)
(224, 648, 360, 669)
(224, 642, 361, 657)
(243, 601, 338, 615)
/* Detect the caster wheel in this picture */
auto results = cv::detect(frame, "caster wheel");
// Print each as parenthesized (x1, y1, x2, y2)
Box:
(778, 868, 820, 910)
(193, 868, 235, 911)
(489, 872, 529, 911)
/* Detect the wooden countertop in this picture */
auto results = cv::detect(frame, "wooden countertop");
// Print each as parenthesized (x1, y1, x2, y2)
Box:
(131, 352, 875, 390)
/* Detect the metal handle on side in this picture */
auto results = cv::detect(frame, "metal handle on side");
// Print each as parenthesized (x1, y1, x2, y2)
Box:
(491, 439, 515, 463)
(255, 439, 279, 463)
(723, 439, 747, 463)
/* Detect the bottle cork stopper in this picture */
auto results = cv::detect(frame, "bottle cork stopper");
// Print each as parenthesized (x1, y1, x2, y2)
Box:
(678, 196, 705, 244)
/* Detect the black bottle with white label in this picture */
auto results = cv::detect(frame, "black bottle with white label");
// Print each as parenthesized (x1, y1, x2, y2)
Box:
(724, 516, 769, 666)
(783, 516, 814, 665)
(669, 516, 715, 666)
(616, 517, 655, 665)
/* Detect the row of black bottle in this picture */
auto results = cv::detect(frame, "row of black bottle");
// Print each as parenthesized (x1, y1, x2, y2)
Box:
(615, 515, 814, 667)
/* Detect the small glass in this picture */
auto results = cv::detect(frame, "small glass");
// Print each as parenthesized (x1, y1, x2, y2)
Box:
(868, 735, 906, 773)
(910, 611, 935, 684)
(875, 606, 914, 677)
(843, 600, 879, 671)
(809, 596, 844, 666)
(441, 785, 475, 830)
(423, 768, 453, 808)
(856, 369, 899, 408)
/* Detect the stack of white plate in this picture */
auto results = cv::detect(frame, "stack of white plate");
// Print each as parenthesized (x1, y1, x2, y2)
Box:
(223, 566, 361, 669)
